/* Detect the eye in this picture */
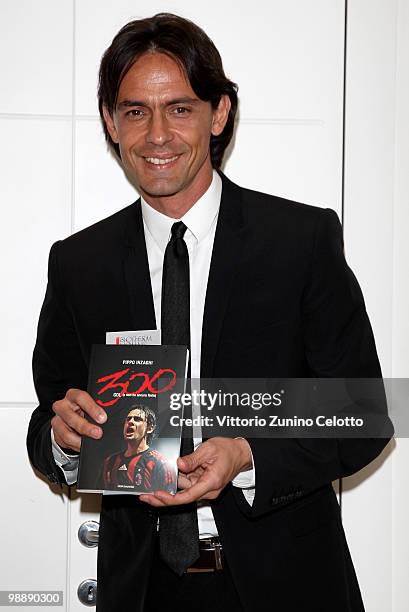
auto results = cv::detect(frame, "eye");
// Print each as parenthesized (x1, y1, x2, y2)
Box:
(171, 106, 190, 115)
(125, 109, 145, 119)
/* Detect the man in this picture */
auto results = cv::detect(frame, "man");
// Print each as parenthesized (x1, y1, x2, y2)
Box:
(27, 13, 389, 612)
(102, 405, 176, 493)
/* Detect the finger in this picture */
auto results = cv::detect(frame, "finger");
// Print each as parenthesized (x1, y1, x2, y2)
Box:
(183, 475, 200, 488)
(183, 464, 205, 475)
(189, 466, 205, 478)
(53, 391, 105, 439)
(178, 443, 212, 473)
(140, 480, 223, 506)
(139, 494, 170, 508)
(65, 389, 107, 424)
(177, 472, 203, 489)
(188, 472, 204, 484)
(52, 404, 103, 440)
(177, 466, 204, 481)
(172, 479, 213, 504)
(177, 473, 193, 490)
(145, 478, 213, 506)
(182, 467, 205, 488)
(52, 417, 82, 453)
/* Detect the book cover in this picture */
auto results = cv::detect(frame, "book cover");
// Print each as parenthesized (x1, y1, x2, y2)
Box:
(77, 344, 187, 495)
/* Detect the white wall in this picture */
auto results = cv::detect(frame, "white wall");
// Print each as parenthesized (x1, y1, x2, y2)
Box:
(391, 0, 409, 609)
(0, 1, 406, 610)
(342, 2, 409, 611)
(342, 1, 396, 610)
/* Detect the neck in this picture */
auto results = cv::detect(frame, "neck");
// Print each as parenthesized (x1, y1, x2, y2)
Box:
(125, 439, 149, 456)
(141, 166, 214, 218)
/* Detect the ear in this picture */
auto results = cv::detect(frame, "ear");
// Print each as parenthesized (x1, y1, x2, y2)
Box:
(211, 94, 231, 137)
(102, 105, 119, 143)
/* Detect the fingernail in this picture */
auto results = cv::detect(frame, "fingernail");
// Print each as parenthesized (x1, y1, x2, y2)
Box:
(92, 427, 101, 438)
(97, 413, 106, 423)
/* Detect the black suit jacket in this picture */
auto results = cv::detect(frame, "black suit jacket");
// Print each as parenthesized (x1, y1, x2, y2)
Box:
(27, 173, 389, 611)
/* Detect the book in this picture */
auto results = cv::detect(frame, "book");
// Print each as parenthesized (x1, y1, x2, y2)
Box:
(77, 344, 188, 495)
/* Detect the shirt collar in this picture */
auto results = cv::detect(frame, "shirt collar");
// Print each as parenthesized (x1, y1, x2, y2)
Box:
(141, 170, 222, 252)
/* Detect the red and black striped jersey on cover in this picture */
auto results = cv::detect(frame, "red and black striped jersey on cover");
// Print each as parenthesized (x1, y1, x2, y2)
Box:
(103, 449, 176, 493)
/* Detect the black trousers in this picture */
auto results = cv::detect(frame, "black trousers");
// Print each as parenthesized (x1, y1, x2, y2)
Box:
(145, 540, 244, 612)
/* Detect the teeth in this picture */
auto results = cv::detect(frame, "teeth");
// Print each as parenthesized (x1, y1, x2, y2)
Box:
(145, 156, 179, 165)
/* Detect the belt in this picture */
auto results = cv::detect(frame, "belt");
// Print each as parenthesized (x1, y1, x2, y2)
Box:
(186, 537, 224, 573)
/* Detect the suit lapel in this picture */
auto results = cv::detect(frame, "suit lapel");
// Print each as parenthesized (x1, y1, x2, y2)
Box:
(122, 200, 157, 331)
(201, 174, 246, 377)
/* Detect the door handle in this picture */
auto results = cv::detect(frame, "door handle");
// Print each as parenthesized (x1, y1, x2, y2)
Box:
(78, 521, 99, 547)
(77, 579, 97, 606)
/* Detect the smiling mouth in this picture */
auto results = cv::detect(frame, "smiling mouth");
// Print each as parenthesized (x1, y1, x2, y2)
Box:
(144, 155, 180, 166)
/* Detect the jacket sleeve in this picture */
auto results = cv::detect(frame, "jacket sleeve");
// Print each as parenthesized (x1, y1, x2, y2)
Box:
(27, 241, 88, 485)
(232, 208, 392, 518)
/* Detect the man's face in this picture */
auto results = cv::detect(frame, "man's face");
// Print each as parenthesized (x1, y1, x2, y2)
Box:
(103, 52, 230, 209)
(123, 408, 152, 442)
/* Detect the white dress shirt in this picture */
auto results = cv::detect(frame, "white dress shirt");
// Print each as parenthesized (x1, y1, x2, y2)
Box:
(52, 171, 255, 537)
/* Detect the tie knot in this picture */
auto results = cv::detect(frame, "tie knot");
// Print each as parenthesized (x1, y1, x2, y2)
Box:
(171, 221, 187, 240)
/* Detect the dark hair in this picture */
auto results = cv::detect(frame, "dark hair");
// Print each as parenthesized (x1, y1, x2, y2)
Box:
(127, 405, 156, 445)
(98, 13, 238, 169)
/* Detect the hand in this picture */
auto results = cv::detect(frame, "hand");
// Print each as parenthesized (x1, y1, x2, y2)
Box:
(51, 388, 107, 453)
(139, 437, 252, 507)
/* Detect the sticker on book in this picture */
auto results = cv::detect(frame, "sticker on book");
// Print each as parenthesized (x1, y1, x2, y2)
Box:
(106, 329, 161, 346)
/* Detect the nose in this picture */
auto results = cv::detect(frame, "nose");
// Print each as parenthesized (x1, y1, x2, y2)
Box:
(146, 110, 173, 146)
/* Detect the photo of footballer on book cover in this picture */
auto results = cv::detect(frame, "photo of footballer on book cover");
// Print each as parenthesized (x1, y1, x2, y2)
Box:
(77, 344, 188, 495)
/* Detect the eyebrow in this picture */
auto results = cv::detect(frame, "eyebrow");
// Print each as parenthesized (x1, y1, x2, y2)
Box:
(117, 97, 201, 110)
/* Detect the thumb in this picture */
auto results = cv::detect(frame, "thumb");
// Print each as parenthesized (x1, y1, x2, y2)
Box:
(178, 444, 206, 472)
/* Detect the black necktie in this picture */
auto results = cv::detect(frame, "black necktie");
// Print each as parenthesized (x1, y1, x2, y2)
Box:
(159, 221, 199, 575)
